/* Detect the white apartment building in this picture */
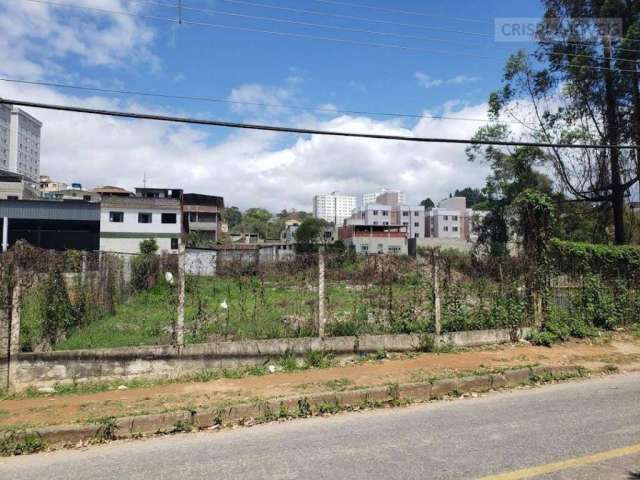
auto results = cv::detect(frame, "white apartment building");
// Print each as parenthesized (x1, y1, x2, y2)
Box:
(347, 203, 425, 238)
(362, 188, 406, 208)
(8, 107, 42, 182)
(0, 105, 10, 171)
(313, 193, 357, 225)
(99, 196, 182, 254)
(427, 197, 487, 241)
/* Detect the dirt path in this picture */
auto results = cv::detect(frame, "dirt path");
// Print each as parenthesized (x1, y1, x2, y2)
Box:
(3, 335, 640, 428)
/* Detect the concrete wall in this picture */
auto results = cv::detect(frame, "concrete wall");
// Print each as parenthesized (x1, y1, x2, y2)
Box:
(185, 248, 217, 275)
(11, 328, 531, 391)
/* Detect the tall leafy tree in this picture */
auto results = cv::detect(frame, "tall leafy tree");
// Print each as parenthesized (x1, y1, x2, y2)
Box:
(467, 124, 553, 255)
(489, 1, 640, 243)
(420, 198, 435, 209)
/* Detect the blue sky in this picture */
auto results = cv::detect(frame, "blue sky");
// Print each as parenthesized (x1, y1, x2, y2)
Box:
(0, 0, 545, 211)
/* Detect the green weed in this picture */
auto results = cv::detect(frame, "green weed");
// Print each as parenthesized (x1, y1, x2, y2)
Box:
(0, 430, 44, 456)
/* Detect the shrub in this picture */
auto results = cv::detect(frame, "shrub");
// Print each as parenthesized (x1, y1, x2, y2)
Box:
(139, 238, 159, 255)
(0, 430, 44, 456)
(41, 262, 75, 345)
(131, 254, 160, 292)
(551, 239, 640, 281)
(328, 319, 362, 337)
(304, 350, 333, 368)
(526, 330, 559, 347)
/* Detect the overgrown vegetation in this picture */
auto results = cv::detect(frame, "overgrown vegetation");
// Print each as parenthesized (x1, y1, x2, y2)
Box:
(0, 430, 44, 456)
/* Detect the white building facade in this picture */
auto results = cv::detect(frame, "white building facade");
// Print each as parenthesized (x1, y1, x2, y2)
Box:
(427, 197, 487, 241)
(361, 189, 406, 208)
(0, 104, 10, 171)
(99, 197, 182, 254)
(313, 194, 357, 225)
(8, 107, 42, 182)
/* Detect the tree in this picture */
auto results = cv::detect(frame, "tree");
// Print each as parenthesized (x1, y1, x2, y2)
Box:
(420, 198, 435, 209)
(488, 3, 640, 243)
(294, 217, 327, 251)
(222, 206, 242, 229)
(453, 187, 487, 208)
(237, 208, 273, 239)
(467, 124, 553, 256)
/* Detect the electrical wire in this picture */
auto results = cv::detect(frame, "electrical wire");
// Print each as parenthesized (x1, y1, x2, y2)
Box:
(0, 77, 535, 125)
(0, 97, 635, 149)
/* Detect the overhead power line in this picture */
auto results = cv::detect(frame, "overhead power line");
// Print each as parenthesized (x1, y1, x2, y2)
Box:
(0, 77, 530, 124)
(215, 0, 640, 53)
(0, 97, 635, 150)
(198, 0, 492, 39)
(139, 0, 483, 50)
(309, 0, 490, 25)
(20, 0, 640, 74)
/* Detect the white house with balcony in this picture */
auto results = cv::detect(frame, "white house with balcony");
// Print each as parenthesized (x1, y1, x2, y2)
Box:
(99, 196, 182, 254)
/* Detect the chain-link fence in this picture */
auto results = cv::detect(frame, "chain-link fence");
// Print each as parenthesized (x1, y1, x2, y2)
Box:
(2, 242, 639, 353)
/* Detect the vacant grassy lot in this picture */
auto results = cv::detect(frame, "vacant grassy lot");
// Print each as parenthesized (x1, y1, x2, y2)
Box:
(56, 278, 370, 350)
(20, 266, 537, 351)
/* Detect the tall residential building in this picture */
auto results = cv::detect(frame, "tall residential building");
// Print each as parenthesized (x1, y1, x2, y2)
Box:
(0, 105, 10, 171)
(5, 106, 42, 182)
(362, 188, 406, 208)
(313, 194, 357, 225)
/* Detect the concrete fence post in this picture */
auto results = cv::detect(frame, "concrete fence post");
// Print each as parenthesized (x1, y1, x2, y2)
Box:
(432, 251, 442, 337)
(8, 269, 20, 393)
(176, 244, 186, 349)
(0, 267, 20, 393)
(0, 281, 10, 392)
(318, 247, 326, 338)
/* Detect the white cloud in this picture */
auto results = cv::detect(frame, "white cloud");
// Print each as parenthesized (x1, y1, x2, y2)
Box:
(447, 75, 480, 85)
(415, 72, 443, 89)
(416, 72, 480, 89)
(228, 84, 296, 116)
(0, 0, 158, 78)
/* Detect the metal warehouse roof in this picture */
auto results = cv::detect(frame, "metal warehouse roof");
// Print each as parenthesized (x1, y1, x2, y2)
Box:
(0, 199, 100, 221)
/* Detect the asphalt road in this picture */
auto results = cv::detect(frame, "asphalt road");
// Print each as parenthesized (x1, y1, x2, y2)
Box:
(2, 373, 640, 480)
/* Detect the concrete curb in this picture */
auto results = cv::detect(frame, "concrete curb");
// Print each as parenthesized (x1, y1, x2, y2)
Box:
(7, 364, 587, 450)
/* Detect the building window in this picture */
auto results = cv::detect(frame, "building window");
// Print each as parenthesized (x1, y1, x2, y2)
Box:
(171, 238, 179, 249)
(373, 210, 379, 215)
(403, 222, 409, 226)
(373, 221, 378, 225)
(452, 226, 459, 232)
(389, 246, 401, 254)
(161, 213, 177, 224)
(443, 215, 449, 220)
(452, 215, 458, 221)
(415, 233, 420, 238)
(83, 195, 91, 201)
(382, 211, 388, 216)
(444, 226, 449, 231)
(138, 212, 152, 224)
(414, 222, 419, 227)
(360, 244, 368, 252)
(414, 211, 420, 216)
(403, 211, 409, 217)
(109, 211, 124, 223)
(7, 196, 18, 200)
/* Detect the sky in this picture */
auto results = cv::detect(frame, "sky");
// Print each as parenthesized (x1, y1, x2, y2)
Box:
(0, 0, 545, 211)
